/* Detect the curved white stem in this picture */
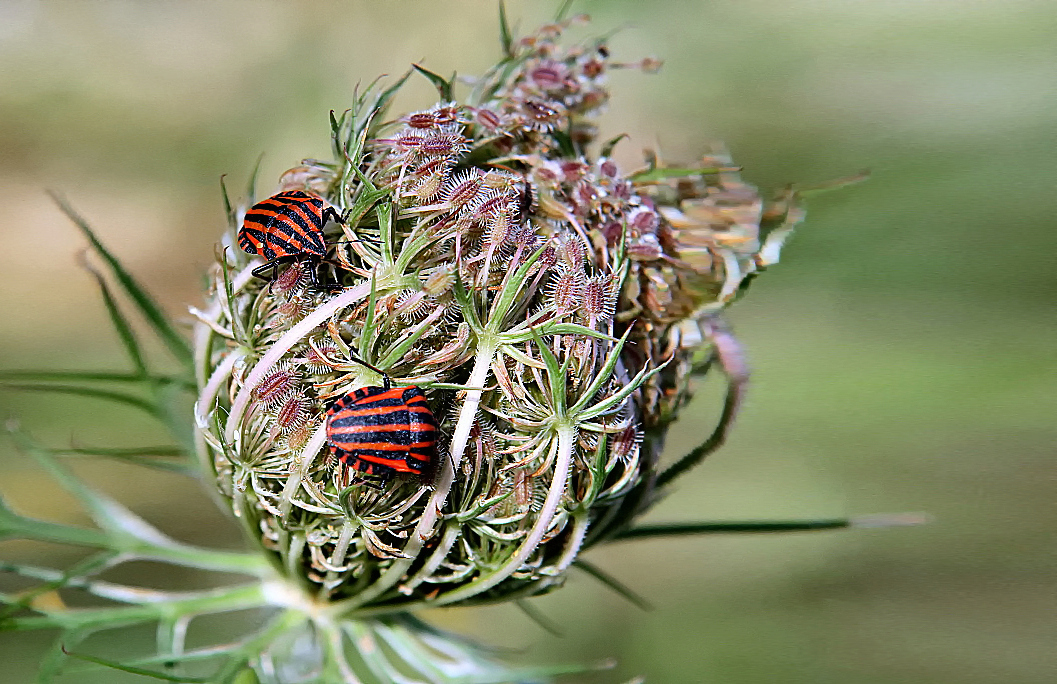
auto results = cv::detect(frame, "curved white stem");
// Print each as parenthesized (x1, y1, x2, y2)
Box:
(417, 342, 495, 533)
(554, 511, 590, 573)
(277, 423, 329, 521)
(431, 424, 574, 606)
(224, 283, 370, 444)
(194, 349, 244, 428)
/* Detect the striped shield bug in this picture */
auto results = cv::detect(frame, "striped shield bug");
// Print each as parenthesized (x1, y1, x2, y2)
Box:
(238, 190, 347, 285)
(325, 357, 439, 482)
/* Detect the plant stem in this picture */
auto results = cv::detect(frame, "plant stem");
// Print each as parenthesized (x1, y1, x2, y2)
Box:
(225, 283, 370, 444)
(430, 424, 573, 606)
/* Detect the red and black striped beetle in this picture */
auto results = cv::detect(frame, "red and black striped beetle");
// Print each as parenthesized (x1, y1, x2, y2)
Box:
(238, 190, 345, 284)
(326, 372, 439, 481)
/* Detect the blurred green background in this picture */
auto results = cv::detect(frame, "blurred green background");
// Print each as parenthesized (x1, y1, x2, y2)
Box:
(1, 1, 1054, 682)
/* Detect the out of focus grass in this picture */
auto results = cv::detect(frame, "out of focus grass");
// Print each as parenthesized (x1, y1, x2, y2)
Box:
(1, 1, 1054, 682)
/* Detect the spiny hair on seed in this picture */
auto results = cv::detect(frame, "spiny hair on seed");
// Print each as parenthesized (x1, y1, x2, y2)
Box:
(394, 290, 434, 321)
(581, 274, 617, 319)
(272, 261, 310, 294)
(381, 127, 427, 154)
(442, 168, 486, 210)
(560, 236, 588, 267)
(299, 338, 339, 374)
(281, 419, 317, 453)
(273, 392, 312, 434)
(428, 102, 466, 125)
(546, 265, 587, 313)
(416, 130, 470, 160)
(251, 361, 302, 407)
(408, 158, 452, 200)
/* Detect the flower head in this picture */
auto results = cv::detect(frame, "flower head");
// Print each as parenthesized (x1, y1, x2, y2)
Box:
(194, 8, 805, 629)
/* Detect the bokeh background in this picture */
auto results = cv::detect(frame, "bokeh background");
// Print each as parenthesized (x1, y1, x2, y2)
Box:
(1, 1, 1054, 682)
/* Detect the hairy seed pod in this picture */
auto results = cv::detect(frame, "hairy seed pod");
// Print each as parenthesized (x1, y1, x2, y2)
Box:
(520, 98, 565, 132)
(442, 169, 485, 213)
(582, 274, 616, 324)
(417, 131, 469, 160)
(273, 393, 312, 434)
(548, 266, 586, 314)
(251, 362, 301, 408)
(298, 338, 338, 374)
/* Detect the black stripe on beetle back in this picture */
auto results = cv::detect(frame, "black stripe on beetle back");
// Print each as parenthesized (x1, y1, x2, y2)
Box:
(330, 409, 412, 429)
(347, 395, 413, 410)
(256, 205, 315, 238)
(268, 219, 322, 255)
(261, 231, 300, 259)
(329, 429, 413, 446)
(270, 193, 324, 220)
(274, 211, 326, 254)
(241, 227, 279, 259)
(272, 191, 314, 203)
(401, 389, 429, 403)
(350, 452, 426, 472)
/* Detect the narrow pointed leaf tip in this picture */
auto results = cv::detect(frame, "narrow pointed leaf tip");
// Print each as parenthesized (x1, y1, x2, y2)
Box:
(47, 191, 193, 367)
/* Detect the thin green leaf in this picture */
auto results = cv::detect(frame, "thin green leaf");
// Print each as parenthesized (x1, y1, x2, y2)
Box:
(452, 268, 483, 332)
(614, 519, 853, 539)
(578, 356, 670, 422)
(792, 169, 870, 198)
(529, 329, 562, 393)
(0, 552, 119, 624)
(600, 133, 628, 158)
(37, 628, 90, 684)
(47, 191, 193, 367)
(412, 63, 455, 101)
(0, 370, 192, 389)
(219, 175, 236, 231)
(59, 446, 193, 476)
(370, 68, 414, 124)
(569, 327, 633, 415)
(376, 308, 445, 370)
(542, 322, 616, 340)
(375, 196, 394, 265)
(360, 273, 379, 360)
(151, 378, 197, 457)
(217, 248, 247, 347)
(486, 243, 548, 331)
(330, 108, 348, 158)
(8, 430, 264, 574)
(11, 429, 162, 542)
(2, 384, 159, 417)
(515, 599, 564, 637)
(502, 320, 616, 344)
(574, 559, 652, 611)
(81, 256, 147, 378)
(62, 649, 211, 682)
(245, 152, 265, 204)
(0, 498, 112, 548)
(554, 0, 576, 22)
(498, 0, 514, 58)
(64, 445, 184, 457)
